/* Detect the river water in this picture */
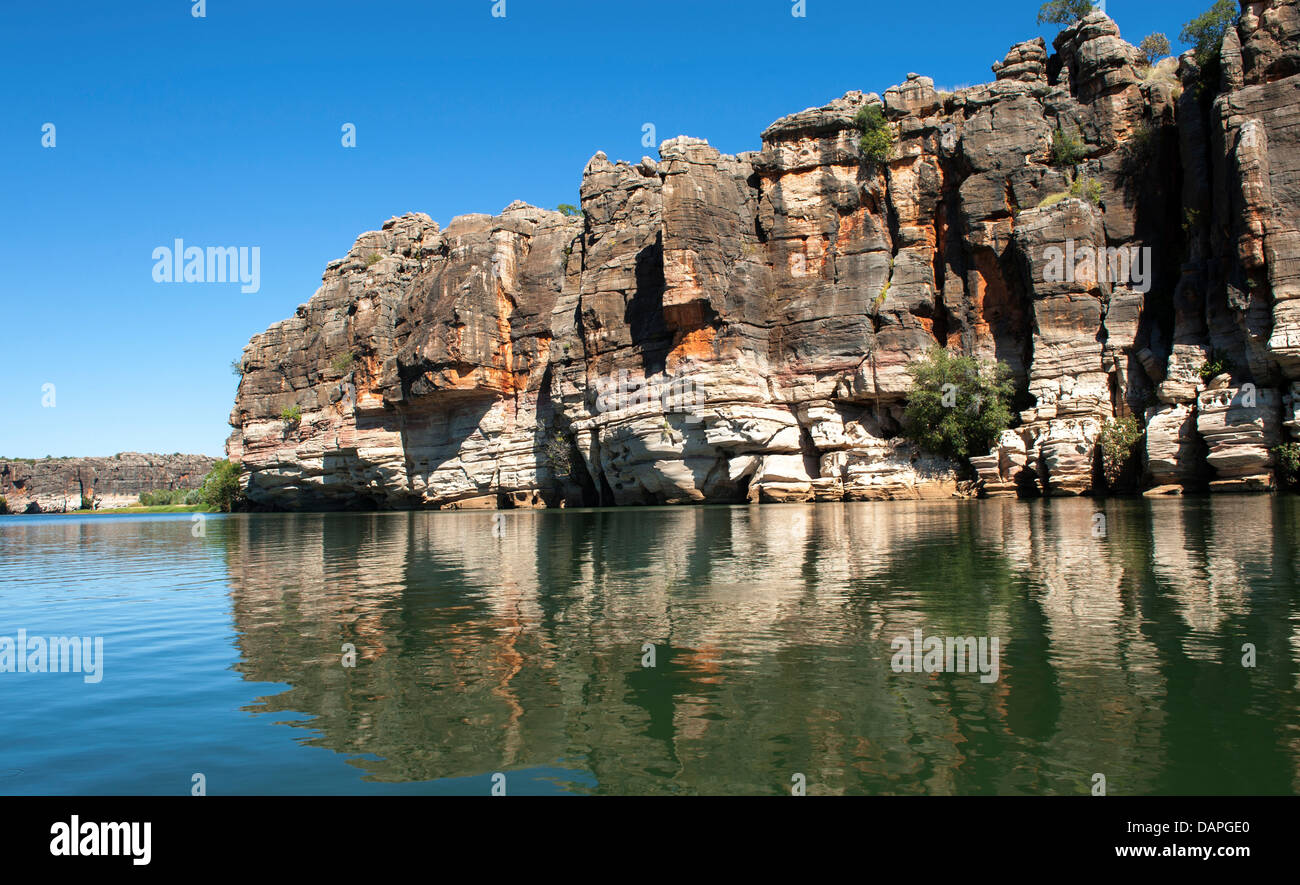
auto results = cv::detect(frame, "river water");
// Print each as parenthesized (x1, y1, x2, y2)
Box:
(1, 496, 1297, 795)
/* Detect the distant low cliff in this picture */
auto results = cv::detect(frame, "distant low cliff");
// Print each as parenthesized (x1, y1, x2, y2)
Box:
(228, 2, 1300, 510)
(0, 454, 217, 513)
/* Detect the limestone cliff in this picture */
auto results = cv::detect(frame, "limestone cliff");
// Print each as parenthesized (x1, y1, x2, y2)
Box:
(0, 453, 217, 513)
(228, 1, 1300, 510)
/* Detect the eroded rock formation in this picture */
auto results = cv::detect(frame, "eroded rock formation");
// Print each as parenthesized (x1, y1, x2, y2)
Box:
(0, 453, 216, 513)
(229, 2, 1300, 510)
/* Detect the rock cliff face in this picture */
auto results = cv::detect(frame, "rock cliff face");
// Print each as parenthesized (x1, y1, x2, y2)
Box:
(0, 454, 217, 513)
(229, 1, 1300, 510)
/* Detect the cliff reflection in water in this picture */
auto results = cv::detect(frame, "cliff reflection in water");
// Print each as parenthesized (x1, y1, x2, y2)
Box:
(222, 497, 1300, 795)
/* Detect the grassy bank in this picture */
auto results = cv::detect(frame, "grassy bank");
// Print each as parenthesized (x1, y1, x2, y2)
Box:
(71, 504, 212, 516)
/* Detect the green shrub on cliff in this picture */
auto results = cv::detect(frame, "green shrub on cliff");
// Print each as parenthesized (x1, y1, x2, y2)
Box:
(902, 349, 1015, 462)
(855, 105, 893, 165)
(1070, 174, 1103, 206)
(200, 460, 243, 513)
(331, 352, 356, 375)
(1273, 443, 1300, 491)
(1049, 128, 1087, 167)
(281, 405, 303, 425)
(1181, 0, 1238, 96)
(1198, 354, 1233, 381)
(1037, 0, 1094, 27)
(1099, 416, 1145, 491)
(79, 494, 95, 511)
(0, 496, 8, 515)
(1037, 175, 1103, 210)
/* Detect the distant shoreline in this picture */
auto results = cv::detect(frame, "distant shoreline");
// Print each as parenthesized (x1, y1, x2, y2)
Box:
(0, 504, 209, 517)
(4, 491, 1293, 521)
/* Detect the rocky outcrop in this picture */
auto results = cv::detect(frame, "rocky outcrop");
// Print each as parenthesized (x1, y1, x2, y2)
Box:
(1138, 0, 1300, 494)
(1196, 383, 1283, 490)
(0, 453, 216, 513)
(229, 2, 1300, 510)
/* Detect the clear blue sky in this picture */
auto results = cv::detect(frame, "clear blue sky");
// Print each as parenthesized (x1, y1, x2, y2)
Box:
(0, 0, 1211, 458)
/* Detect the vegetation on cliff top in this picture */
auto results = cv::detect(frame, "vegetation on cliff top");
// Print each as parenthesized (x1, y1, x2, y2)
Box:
(1032, 0, 1237, 103)
(902, 349, 1015, 463)
(1036, 0, 1236, 60)
(1181, 0, 1238, 96)
(1182, 0, 1237, 66)
(1036, 0, 1093, 27)
(1138, 33, 1172, 68)
(854, 105, 893, 165)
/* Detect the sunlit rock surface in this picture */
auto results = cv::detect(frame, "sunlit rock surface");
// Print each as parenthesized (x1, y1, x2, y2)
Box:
(229, 2, 1300, 509)
(0, 453, 216, 513)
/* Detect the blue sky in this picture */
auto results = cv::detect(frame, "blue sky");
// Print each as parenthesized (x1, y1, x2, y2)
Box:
(0, 0, 1212, 458)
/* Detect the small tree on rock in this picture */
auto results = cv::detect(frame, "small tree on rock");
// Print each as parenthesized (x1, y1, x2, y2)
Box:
(1181, 0, 1237, 66)
(1037, 0, 1096, 27)
(902, 349, 1015, 463)
(1138, 33, 1172, 67)
(1099, 417, 1145, 491)
(200, 460, 243, 513)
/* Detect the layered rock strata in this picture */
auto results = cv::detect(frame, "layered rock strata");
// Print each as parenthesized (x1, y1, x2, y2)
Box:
(229, 2, 1300, 509)
(0, 453, 217, 513)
